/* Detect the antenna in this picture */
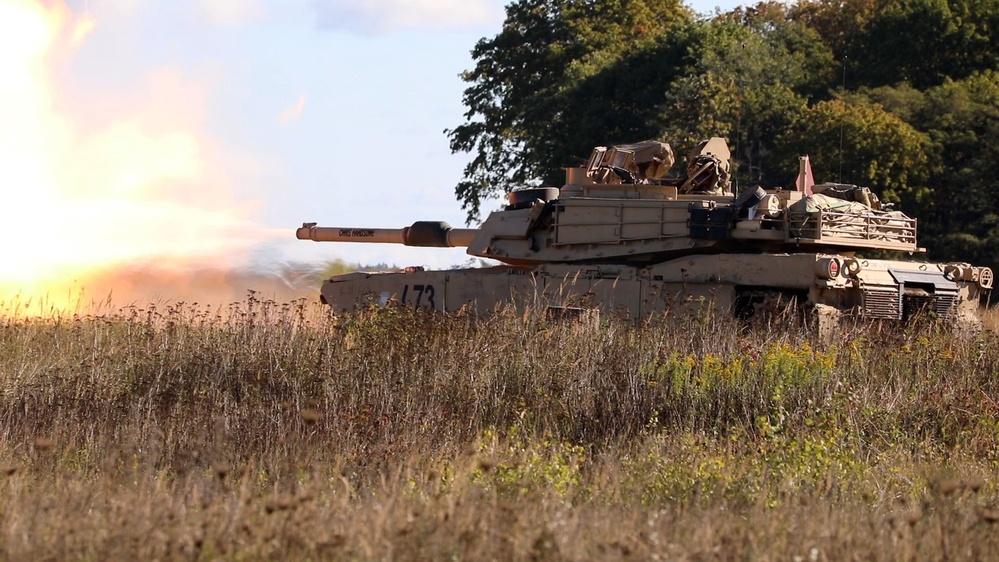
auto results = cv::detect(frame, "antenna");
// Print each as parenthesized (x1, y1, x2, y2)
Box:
(838, 55, 847, 182)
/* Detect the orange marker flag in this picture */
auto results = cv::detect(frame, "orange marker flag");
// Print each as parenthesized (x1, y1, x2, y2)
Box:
(796, 155, 815, 195)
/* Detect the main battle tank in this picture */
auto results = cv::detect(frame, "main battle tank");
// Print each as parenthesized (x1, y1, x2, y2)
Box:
(297, 138, 993, 335)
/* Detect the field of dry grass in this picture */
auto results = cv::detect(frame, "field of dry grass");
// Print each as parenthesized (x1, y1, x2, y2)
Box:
(1, 296, 998, 560)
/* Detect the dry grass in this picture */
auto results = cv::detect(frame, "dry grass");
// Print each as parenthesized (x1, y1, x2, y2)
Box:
(1, 296, 998, 560)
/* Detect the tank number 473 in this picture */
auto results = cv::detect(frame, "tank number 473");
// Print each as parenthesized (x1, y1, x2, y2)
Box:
(400, 284, 436, 308)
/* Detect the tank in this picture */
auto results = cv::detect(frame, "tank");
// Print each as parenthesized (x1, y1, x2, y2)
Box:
(297, 138, 994, 336)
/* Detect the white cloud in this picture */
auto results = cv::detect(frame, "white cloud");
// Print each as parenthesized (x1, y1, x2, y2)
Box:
(311, 0, 502, 33)
(197, 0, 265, 26)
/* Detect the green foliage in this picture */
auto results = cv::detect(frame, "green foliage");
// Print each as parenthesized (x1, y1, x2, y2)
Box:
(319, 258, 360, 278)
(912, 73, 999, 262)
(658, 20, 814, 183)
(774, 97, 930, 200)
(472, 428, 586, 496)
(789, 0, 880, 55)
(624, 421, 864, 508)
(319, 259, 398, 278)
(845, 0, 999, 90)
(854, 71, 999, 266)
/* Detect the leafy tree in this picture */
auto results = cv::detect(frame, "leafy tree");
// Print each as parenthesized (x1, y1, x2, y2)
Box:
(723, 1, 838, 100)
(848, 0, 962, 89)
(833, 0, 999, 90)
(911, 73, 999, 265)
(855, 73, 999, 268)
(787, 0, 999, 89)
(852, 83, 926, 122)
(548, 27, 697, 163)
(658, 19, 820, 185)
(773, 98, 930, 202)
(787, 0, 879, 56)
(447, 0, 692, 222)
(946, 0, 999, 80)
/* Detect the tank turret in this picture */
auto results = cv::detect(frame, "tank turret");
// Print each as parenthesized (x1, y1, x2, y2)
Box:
(297, 137, 993, 335)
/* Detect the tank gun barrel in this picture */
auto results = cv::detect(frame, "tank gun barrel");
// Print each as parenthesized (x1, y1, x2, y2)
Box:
(296, 221, 477, 248)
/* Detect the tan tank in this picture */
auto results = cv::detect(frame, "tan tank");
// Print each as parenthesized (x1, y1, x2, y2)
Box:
(297, 138, 993, 335)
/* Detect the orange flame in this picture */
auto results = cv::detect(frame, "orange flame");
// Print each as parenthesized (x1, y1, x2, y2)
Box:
(0, 1, 279, 312)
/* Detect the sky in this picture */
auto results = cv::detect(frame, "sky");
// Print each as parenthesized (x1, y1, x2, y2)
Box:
(0, 0, 746, 306)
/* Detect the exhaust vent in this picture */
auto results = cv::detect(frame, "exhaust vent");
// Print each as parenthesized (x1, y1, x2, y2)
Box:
(863, 288, 901, 320)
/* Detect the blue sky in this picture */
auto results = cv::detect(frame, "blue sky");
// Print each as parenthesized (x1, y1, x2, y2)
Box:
(33, 0, 747, 277)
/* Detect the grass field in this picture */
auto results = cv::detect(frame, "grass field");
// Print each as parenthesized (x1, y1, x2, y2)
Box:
(1, 296, 998, 560)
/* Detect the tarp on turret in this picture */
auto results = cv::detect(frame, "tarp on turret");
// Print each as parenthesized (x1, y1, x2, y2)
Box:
(788, 193, 869, 215)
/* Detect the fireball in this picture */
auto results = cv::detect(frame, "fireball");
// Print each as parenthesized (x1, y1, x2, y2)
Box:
(0, 0, 265, 312)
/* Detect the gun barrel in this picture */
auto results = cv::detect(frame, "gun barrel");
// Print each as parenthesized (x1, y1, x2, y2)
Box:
(297, 221, 476, 248)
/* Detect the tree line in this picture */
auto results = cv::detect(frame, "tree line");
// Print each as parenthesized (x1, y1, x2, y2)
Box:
(448, 0, 999, 270)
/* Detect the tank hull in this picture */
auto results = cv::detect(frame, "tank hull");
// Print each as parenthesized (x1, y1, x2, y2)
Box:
(318, 253, 989, 336)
